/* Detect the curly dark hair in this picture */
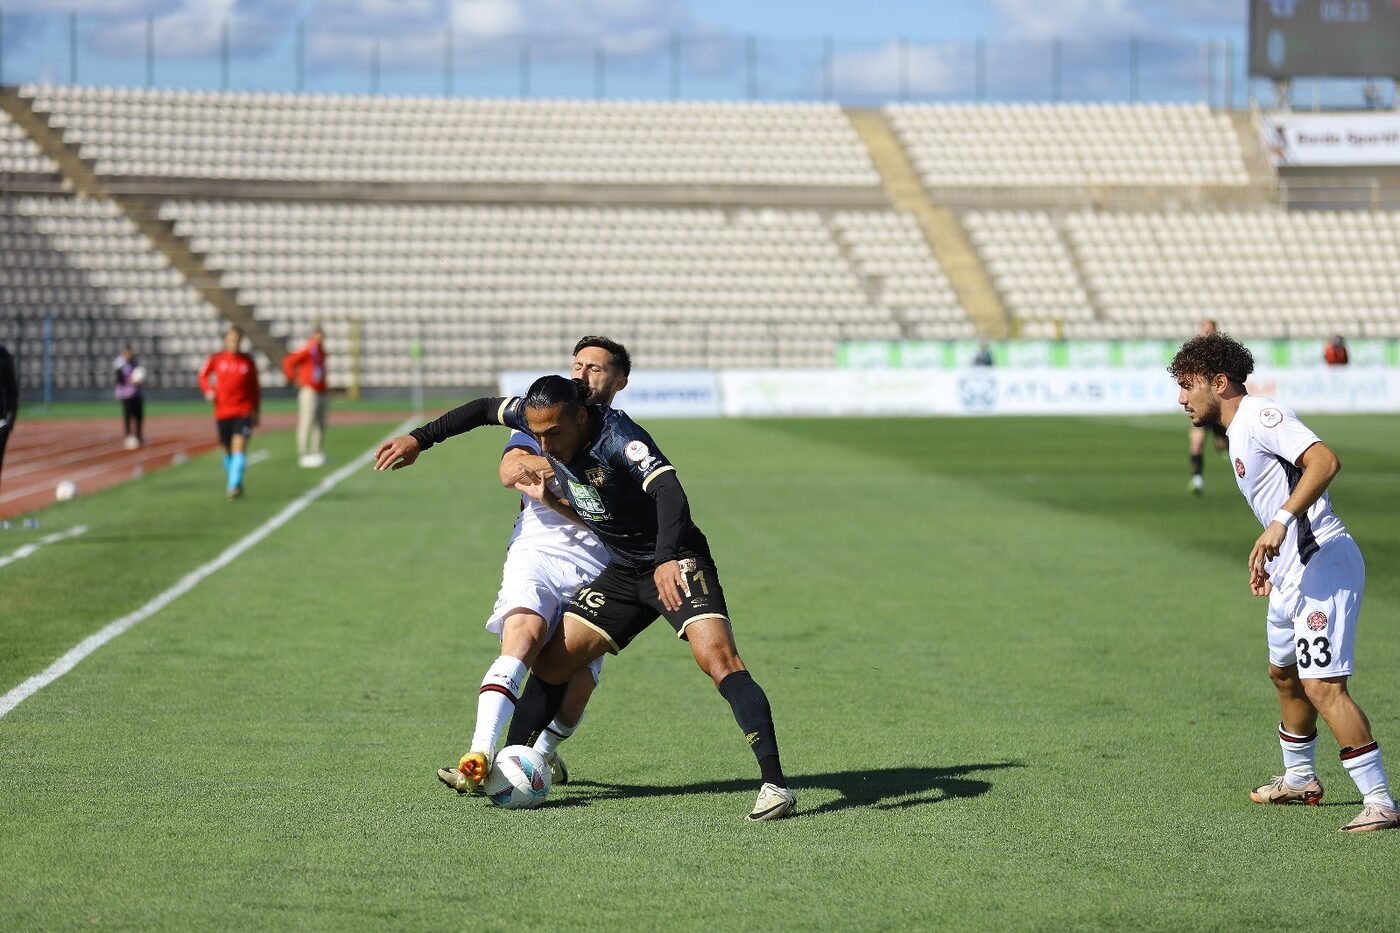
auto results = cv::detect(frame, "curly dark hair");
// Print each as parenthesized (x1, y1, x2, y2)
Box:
(573, 335, 631, 377)
(1168, 332, 1254, 387)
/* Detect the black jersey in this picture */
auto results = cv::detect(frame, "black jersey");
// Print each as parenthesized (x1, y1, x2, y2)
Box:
(497, 398, 711, 570)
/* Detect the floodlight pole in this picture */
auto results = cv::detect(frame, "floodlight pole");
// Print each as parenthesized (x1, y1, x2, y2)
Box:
(898, 36, 909, 102)
(670, 34, 681, 100)
(296, 21, 306, 92)
(1129, 36, 1139, 102)
(146, 16, 155, 88)
(975, 38, 986, 102)
(1224, 39, 1233, 110)
(221, 19, 230, 90)
(823, 36, 833, 101)
(444, 27, 454, 97)
(69, 13, 78, 85)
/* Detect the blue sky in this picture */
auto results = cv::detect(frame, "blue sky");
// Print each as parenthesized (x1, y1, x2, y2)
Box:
(0, 1, 1263, 103)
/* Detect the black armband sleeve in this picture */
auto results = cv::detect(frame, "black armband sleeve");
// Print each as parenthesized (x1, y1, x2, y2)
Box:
(647, 469, 691, 565)
(409, 396, 507, 450)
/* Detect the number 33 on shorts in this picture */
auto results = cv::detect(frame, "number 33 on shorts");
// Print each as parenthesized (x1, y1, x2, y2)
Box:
(1267, 593, 1356, 677)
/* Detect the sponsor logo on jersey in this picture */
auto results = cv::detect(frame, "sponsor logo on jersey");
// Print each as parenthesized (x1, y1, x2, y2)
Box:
(625, 440, 649, 462)
(585, 466, 608, 487)
(566, 479, 609, 518)
(1235, 458, 1246, 478)
(1259, 407, 1283, 428)
(1307, 611, 1328, 632)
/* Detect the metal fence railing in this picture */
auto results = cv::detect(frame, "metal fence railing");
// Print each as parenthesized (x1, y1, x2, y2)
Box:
(3, 11, 1392, 110)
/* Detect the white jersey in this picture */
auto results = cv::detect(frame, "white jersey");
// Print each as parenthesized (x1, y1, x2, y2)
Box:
(502, 431, 610, 571)
(1227, 396, 1347, 591)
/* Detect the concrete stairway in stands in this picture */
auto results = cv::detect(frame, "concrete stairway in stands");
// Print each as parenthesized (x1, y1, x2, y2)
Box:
(846, 106, 1008, 339)
(0, 86, 286, 363)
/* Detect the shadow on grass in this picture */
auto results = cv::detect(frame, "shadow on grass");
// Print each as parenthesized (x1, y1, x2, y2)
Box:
(556, 762, 1021, 817)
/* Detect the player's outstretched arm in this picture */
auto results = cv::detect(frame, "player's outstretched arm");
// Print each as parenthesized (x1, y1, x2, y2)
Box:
(500, 448, 551, 488)
(514, 471, 587, 527)
(373, 396, 512, 472)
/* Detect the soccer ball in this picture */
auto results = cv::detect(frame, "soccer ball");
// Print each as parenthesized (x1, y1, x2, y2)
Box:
(130, 365, 147, 386)
(481, 745, 551, 809)
(55, 480, 77, 501)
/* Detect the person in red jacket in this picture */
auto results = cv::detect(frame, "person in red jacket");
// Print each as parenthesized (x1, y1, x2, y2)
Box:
(282, 325, 328, 468)
(1325, 335, 1350, 366)
(198, 327, 261, 500)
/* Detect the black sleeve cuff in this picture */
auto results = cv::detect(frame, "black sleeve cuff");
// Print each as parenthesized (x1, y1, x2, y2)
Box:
(409, 396, 505, 450)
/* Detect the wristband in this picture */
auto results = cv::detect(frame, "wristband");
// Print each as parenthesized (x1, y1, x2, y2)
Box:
(1272, 509, 1296, 529)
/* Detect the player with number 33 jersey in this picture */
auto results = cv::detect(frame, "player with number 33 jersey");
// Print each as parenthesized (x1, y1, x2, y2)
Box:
(1171, 331, 1397, 833)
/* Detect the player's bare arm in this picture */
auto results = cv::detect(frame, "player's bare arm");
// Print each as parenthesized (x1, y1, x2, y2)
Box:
(500, 448, 551, 487)
(1248, 442, 1341, 581)
(374, 433, 422, 471)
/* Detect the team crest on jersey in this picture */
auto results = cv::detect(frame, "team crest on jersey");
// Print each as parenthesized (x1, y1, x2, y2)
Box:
(1259, 407, 1283, 428)
(625, 440, 649, 462)
(585, 466, 608, 487)
(1307, 611, 1328, 632)
(1234, 458, 1246, 478)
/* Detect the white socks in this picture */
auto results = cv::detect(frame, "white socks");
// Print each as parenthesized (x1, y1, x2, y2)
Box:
(533, 713, 582, 759)
(1341, 741, 1396, 809)
(1279, 724, 1318, 786)
(470, 657, 527, 757)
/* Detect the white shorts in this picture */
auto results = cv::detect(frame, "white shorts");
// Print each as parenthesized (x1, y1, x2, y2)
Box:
(487, 545, 606, 683)
(1266, 534, 1364, 679)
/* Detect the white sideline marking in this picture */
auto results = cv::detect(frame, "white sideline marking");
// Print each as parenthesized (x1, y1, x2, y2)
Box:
(0, 419, 414, 720)
(248, 450, 271, 465)
(0, 525, 89, 570)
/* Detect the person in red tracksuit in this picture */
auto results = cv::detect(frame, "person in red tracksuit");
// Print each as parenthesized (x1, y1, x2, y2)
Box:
(198, 327, 261, 500)
(282, 325, 328, 468)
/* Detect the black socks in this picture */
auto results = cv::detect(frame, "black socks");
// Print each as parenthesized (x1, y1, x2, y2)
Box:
(718, 670, 786, 788)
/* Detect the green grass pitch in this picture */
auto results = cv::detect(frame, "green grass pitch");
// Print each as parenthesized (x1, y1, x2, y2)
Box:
(3, 413, 1399, 930)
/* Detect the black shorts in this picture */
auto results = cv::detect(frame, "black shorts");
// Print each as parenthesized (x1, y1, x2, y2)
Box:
(564, 555, 730, 654)
(217, 417, 254, 448)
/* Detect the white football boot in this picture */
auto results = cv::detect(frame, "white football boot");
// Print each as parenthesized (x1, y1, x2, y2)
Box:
(746, 783, 796, 822)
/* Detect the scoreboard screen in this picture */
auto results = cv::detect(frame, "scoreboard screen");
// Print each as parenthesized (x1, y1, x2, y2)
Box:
(1249, 0, 1400, 78)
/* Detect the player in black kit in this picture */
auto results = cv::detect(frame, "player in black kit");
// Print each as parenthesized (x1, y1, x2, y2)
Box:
(374, 375, 795, 821)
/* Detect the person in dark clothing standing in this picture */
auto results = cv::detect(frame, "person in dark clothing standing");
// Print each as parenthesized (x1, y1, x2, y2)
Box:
(115, 344, 146, 449)
(0, 344, 17, 494)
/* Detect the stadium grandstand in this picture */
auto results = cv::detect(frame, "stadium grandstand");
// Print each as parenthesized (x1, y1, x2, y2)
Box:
(2, 81, 1398, 396)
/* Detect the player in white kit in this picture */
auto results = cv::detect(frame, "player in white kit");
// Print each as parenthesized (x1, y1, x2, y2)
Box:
(436, 337, 630, 795)
(1170, 332, 1397, 832)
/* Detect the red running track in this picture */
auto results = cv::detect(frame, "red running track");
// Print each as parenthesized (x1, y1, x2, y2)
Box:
(0, 410, 406, 520)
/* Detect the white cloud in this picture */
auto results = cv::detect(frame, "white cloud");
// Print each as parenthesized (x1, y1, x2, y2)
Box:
(989, 0, 1147, 41)
(453, 0, 525, 37)
(0, 1, 179, 14)
(86, 0, 299, 58)
(825, 40, 961, 98)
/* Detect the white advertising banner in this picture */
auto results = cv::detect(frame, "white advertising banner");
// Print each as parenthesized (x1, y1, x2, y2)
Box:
(718, 368, 1400, 417)
(1258, 113, 1400, 167)
(500, 370, 721, 418)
